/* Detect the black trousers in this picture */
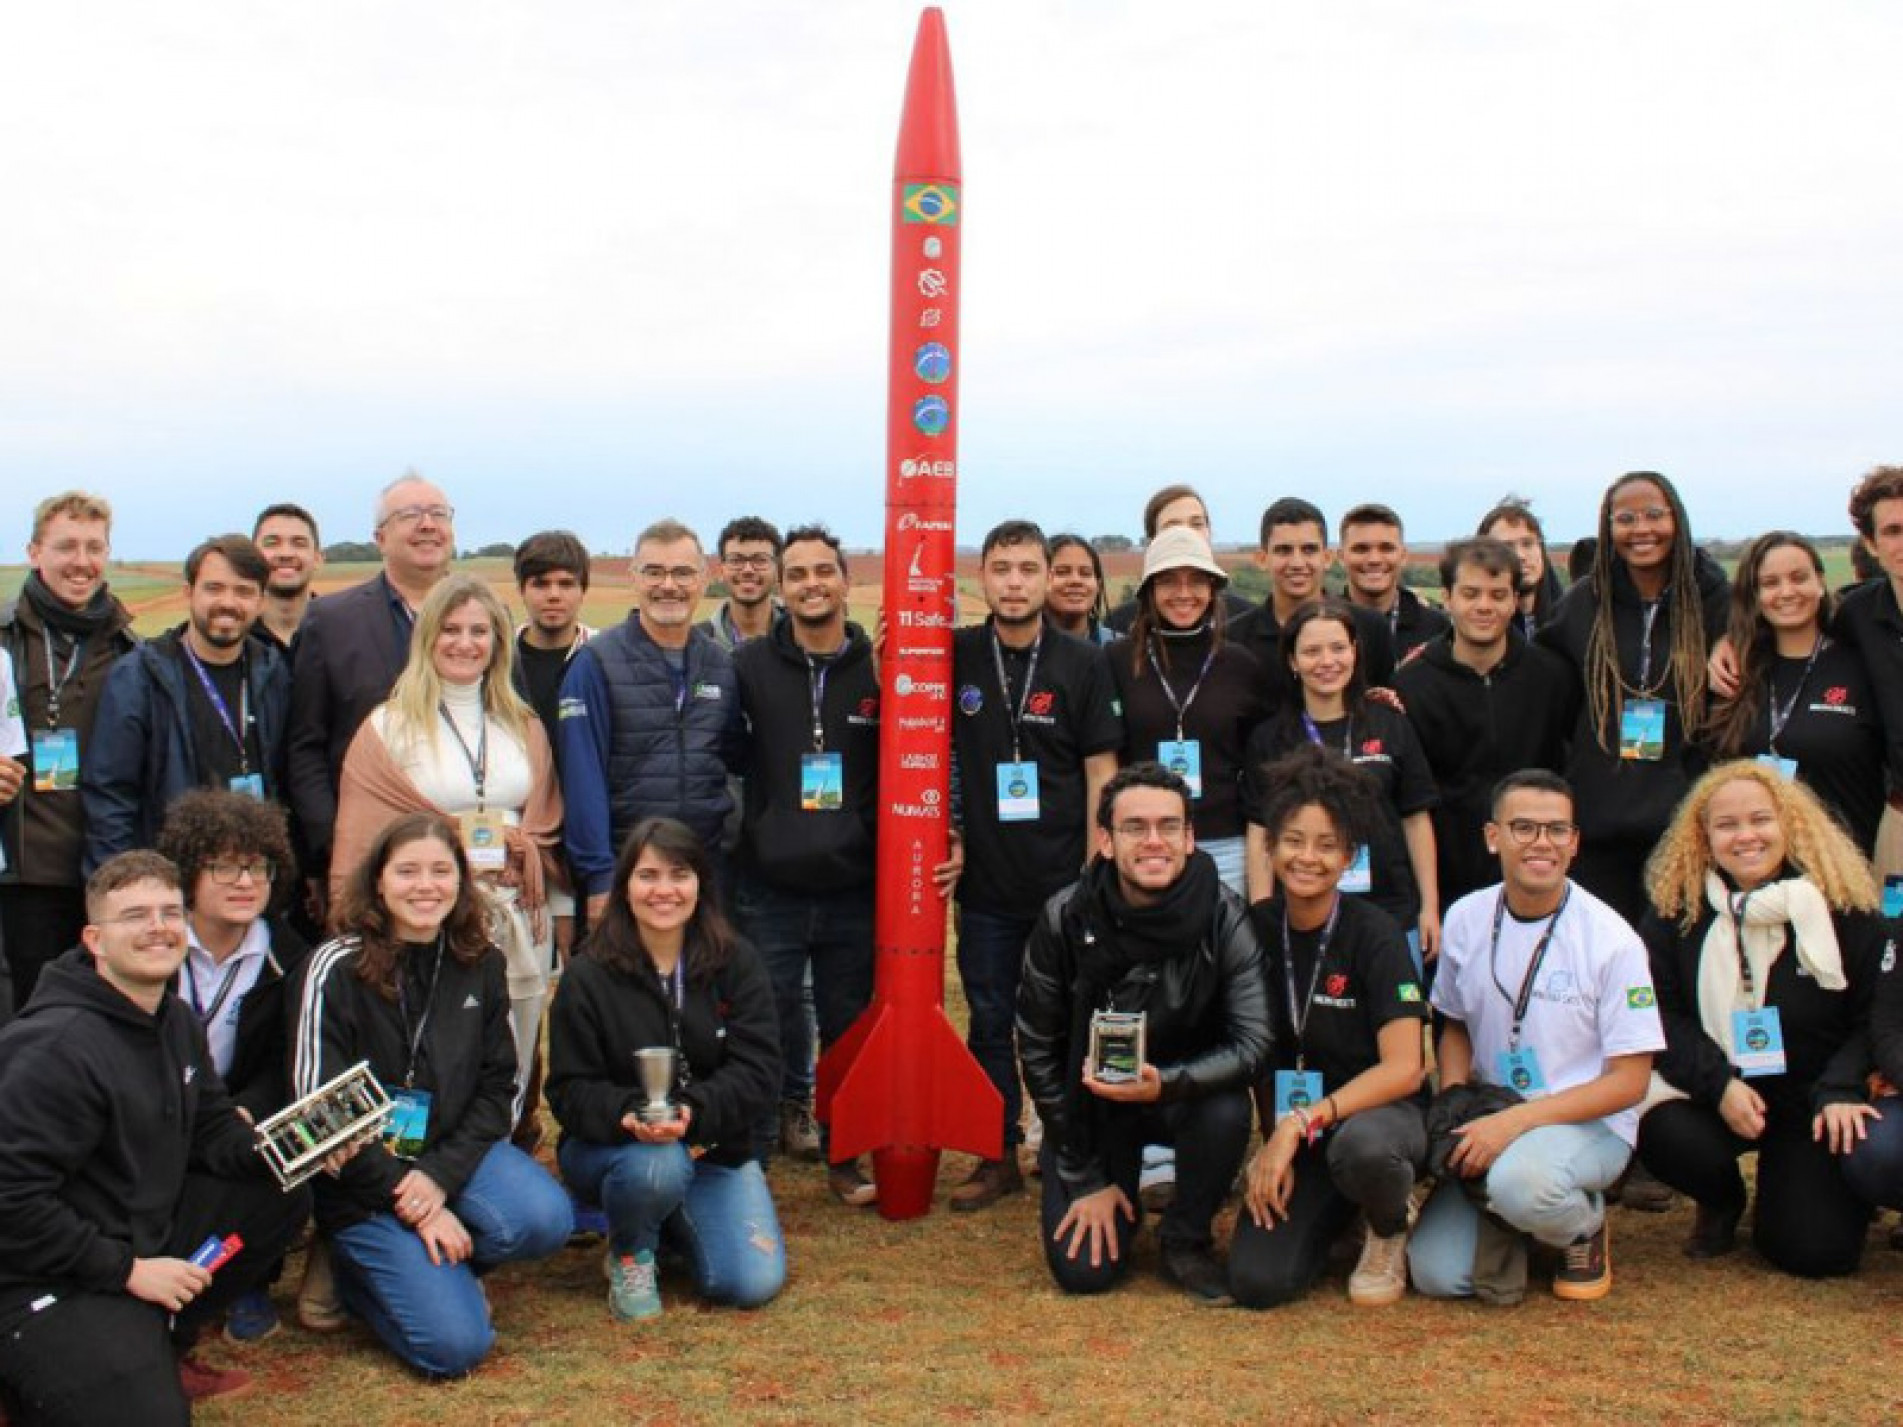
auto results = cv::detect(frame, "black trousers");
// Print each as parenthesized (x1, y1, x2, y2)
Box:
(1038, 1087, 1252, 1295)
(1638, 1097, 1870, 1278)
(0, 884, 86, 1017)
(0, 1170, 309, 1426)
(1229, 1100, 1427, 1310)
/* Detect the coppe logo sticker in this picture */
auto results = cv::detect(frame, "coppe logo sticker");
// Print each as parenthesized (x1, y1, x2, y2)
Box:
(913, 395, 950, 435)
(914, 342, 951, 384)
(897, 513, 954, 533)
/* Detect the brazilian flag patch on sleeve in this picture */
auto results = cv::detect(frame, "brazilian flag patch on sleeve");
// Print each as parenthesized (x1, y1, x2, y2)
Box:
(1626, 986, 1656, 1010)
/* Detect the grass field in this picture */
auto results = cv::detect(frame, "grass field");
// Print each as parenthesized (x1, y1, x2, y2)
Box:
(193, 1115, 1903, 1426)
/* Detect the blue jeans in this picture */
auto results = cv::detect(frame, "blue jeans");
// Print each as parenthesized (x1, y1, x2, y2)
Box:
(330, 1142, 573, 1377)
(560, 1138, 786, 1309)
(1843, 1094, 1903, 1210)
(733, 876, 874, 1153)
(1408, 1120, 1630, 1299)
(956, 905, 1035, 1150)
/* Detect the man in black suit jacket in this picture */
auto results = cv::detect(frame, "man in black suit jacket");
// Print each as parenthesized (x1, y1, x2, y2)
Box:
(284, 473, 455, 903)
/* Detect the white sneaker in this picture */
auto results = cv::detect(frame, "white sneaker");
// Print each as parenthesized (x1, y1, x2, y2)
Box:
(1348, 1224, 1409, 1306)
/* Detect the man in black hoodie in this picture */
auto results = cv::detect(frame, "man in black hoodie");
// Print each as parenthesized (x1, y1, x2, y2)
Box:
(1394, 539, 1574, 913)
(731, 526, 885, 1204)
(0, 851, 309, 1423)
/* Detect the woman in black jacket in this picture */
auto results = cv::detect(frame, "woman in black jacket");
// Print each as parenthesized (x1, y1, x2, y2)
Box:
(1637, 763, 1882, 1275)
(549, 817, 785, 1322)
(1537, 471, 1730, 927)
(289, 812, 572, 1375)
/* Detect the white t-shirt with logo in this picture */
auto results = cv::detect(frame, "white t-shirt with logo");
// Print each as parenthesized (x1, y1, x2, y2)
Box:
(1432, 879, 1666, 1146)
(0, 649, 25, 874)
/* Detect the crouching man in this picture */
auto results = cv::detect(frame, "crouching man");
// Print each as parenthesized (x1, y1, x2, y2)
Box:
(0, 851, 313, 1424)
(1408, 771, 1664, 1303)
(1016, 763, 1271, 1304)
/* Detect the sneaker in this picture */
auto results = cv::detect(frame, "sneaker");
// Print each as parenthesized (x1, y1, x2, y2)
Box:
(607, 1250, 662, 1321)
(1138, 1145, 1177, 1213)
(779, 1100, 822, 1162)
(178, 1354, 253, 1404)
(295, 1237, 347, 1333)
(1613, 1160, 1676, 1214)
(223, 1287, 281, 1344)
(1160, 1243, 1233, 1306)
(1553, 1223, 1612, 1301)
(1683, 1201, 1743, 1260)
(949, 1157, 1024, 1213)
(827, 1159, 879, 1209)
(1347, 1225, 1409, 1306)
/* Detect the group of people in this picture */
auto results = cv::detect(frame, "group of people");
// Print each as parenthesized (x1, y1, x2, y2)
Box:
(4, 462, 1903, 1420)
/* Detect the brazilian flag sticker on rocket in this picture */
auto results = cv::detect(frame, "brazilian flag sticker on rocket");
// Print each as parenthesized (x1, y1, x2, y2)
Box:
(903, 183, 959, 225)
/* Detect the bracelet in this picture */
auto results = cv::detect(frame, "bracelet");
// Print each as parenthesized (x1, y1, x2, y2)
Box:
(1325, 1094, 1341, 1127)
(1291, 1107, 1312, 1140)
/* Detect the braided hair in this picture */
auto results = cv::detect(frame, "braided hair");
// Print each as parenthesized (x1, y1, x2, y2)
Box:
(1582, 471, 1710, 753)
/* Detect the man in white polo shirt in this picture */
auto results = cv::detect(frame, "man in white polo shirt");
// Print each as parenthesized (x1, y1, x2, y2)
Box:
(1408, 769, 1664, 1302)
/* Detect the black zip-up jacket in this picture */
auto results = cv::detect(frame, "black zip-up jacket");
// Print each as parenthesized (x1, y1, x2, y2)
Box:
(1641, 901, 1888, 1122)
(1393, 630, 1575, 905)
(289, 936, 517, 1232)
(80, 628, 291, 875)
(545, 938, 779, 1168)
(1017, 861, 1272, 1196)
(1537, 550, 1730, 844)
(733, 619, 880, 892)
(0, 948, 266, 1322)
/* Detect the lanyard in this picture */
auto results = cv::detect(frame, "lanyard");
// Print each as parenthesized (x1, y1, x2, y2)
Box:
(41, 632, 83, 728)
(1387, 602, 1401, 642)
(1766, 636, 1827, 752)
(1488, 885, 1572, 1054)
(1281, 897, 1342, 1072)
(1145, 637, 1215, 742)
(989, 626, 1043, 763)
(182, 644, 251, 773)
(184, 952, 247, 1027)
(437, 701, 488, 808)
(395, 936, 448, 1089)
(1300, 711, 1353, 758)
(1728, 890, 1762, 1010)
(1636, 599, 1662, 689)
(806, 653, 831, 753)
(654, 958, 696, 1089)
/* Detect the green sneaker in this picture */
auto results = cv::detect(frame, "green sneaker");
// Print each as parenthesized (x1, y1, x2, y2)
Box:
(608, 1250, 662, 1321)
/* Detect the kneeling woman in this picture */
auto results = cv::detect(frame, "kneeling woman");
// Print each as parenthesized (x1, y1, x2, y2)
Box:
(291, 814, 573, 1376)
(1230, 744, 1429, 1309)
(548, 818, 785, 1321)
(1638, 763, 1883, 1276)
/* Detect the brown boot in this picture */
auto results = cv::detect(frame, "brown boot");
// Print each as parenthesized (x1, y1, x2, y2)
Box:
(949, 1157, 1024, 1213)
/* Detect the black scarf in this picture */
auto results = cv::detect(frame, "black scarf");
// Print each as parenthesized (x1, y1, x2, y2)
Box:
(1061, 850, 1220, 1135)
(21, 570, 120, 641)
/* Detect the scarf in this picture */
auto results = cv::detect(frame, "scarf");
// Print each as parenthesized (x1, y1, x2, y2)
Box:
(1060, 850, 1221, 1134)
(330, 708, 565, 922)
(1694, 872, 1845, 1060)
(21, 570, 121, 640)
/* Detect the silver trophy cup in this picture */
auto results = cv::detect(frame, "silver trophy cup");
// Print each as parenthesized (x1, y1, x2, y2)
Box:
(634, 1047, 681, 1124)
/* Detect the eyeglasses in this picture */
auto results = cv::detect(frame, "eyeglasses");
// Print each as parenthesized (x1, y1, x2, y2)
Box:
(106, 907, 188, 929)
(380, 504, 455, 528)
(1498, 819, 1578, 847)
(1609, 507, 1669, 529)
(207, 859, 276, 885)
(1113, 818, 1188, 842)
(638, 565, 701, 586)
(723, 553, 776, 571)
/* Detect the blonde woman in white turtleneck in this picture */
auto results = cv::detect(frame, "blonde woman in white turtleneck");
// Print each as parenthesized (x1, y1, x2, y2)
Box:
(332, 574, 566, 1128)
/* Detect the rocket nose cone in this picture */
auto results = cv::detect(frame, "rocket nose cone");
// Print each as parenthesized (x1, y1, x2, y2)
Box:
(895, 6, 960, 179)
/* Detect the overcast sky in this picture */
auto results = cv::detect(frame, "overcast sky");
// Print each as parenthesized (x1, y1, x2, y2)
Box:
(4, 1, 1899, 558)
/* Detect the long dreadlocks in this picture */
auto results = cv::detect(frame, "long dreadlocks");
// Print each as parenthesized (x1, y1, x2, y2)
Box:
(1582, 471, 1711, 754)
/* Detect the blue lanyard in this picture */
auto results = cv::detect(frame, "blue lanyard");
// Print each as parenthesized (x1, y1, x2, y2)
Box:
(182, 644, 251, 773)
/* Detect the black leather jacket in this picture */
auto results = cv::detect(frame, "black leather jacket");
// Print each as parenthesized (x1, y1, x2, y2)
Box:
(1016, 860, 1272, 1195)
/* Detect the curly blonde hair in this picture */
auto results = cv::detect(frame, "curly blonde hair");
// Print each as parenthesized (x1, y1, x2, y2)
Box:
(1645, 760, 1880, 928)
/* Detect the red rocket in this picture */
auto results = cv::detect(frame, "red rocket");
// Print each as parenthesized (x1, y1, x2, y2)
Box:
(815, 6, 1002, 1221)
